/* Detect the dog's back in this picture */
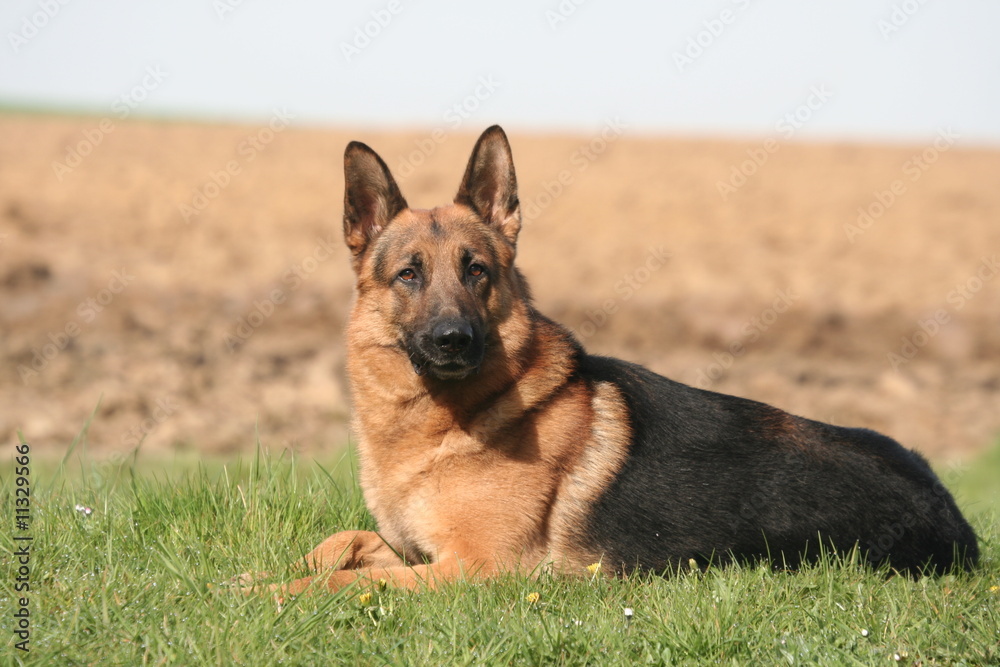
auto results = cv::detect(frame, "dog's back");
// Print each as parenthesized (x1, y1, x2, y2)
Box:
(575, 353, 979, 574)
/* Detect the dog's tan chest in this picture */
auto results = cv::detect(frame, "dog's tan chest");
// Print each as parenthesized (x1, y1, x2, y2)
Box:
(357, 421, 566, 566)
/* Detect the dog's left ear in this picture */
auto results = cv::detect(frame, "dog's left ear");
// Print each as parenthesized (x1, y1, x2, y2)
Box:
(455, 125, 521, 246)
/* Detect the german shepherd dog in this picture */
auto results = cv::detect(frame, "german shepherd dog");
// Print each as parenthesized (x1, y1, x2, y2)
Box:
(272, 126, 977, 595)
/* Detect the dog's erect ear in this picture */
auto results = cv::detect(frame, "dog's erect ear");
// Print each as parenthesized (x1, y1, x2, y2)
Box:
(455, 125, 521, 246)
(343, 141, 408, 259)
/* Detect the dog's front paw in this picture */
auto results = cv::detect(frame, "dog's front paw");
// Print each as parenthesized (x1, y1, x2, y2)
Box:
(220, 571, 270, 591)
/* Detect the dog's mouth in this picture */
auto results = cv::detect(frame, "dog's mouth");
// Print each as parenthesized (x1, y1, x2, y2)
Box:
(406, 335, 485, 381)
(408, 352, 482, 381)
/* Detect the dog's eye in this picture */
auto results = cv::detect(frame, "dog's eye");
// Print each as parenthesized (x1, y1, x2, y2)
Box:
(468, 264, 485, 278)
(398, 268, 418, 282)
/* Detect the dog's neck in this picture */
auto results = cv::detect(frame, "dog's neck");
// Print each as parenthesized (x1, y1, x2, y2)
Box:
(345, 304, 580, 446)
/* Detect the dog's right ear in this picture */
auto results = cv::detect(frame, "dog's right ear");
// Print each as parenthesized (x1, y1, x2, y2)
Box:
(343, 141, 408, 259)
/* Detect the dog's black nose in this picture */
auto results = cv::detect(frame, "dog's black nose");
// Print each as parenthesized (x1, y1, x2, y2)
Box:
(433, 321, 473, 353)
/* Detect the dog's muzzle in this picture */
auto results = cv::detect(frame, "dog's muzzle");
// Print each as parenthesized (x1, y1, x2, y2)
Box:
(407, 317, 485, 380)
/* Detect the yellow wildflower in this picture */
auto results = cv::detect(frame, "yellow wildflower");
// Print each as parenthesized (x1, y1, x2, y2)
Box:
(586, 562, 601, 575)
(358, 592, 372, 605)
(526, 591, 540, 604)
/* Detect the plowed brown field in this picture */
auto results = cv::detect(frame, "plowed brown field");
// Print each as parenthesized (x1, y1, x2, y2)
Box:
(2, 114, 998, 460)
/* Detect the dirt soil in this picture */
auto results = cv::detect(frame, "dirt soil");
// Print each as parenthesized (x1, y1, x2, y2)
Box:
(1, 114, 998, 461)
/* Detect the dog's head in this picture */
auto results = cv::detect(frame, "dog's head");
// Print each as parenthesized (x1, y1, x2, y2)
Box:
(343, 126, 525, 381)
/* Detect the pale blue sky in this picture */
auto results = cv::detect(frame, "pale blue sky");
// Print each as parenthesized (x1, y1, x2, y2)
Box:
(2, 0, 998, 144)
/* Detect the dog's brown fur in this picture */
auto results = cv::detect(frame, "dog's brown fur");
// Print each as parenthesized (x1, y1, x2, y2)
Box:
(275, 126, 632, 595)
(243, 125, 977, 598)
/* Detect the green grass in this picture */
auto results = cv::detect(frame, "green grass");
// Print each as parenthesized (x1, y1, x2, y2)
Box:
(2, 439, 998, 666)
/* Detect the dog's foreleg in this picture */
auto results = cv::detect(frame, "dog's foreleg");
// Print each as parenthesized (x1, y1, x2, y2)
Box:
(280, 556, 495, 596)
(303, 529, 405, 571)
(232, 529, 402, 594)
